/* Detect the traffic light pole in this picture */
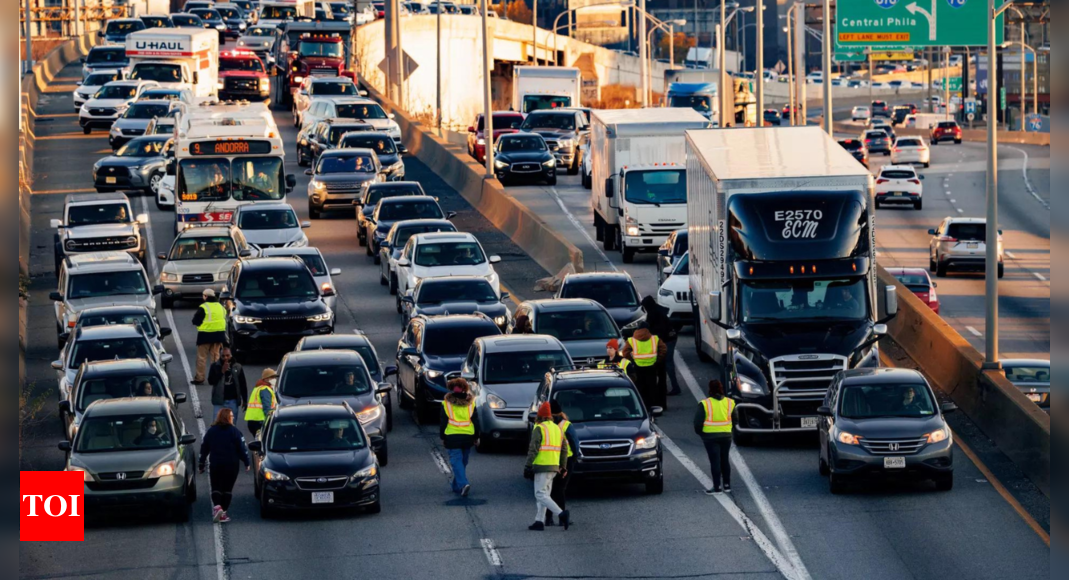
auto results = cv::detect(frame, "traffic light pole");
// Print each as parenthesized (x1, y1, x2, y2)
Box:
(822, 0, 832, 134)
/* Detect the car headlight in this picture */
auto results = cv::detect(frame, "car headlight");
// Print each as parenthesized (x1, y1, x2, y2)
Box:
(658, 287, 673, 298)
(351, 464, 378, 482)
(622, 315, 647, 331)
(150, 461, 176, 478)
(635, 434, 659, 450)
(288, 236, 309, 248)
(493, 315, 507, 327)
(80, 104, 89, 114)
(494, 159, 509, 169)
(67, 466, 94, 482)
(217, 24, 227, 30)
(559, 138, 574, 150)
(737, 374, 767, 396)
(233, 315, 262, 325)
(239, 22, 247, 29)
(307, 311, 333, 323)
(424, 370, 442, 380)
(356, 405, 383, 425)
(160, 272, 179, 282)
(542, 159, 556, 168)
(626, 225, 641, 237)
(486, 393, 506, 410)
(109, 126, 121, 136)
(263, 467, 290, 482)
(259, 77, 270, 90)
(238, 40, 246, 46)
(311, 179, 327, 193)
(373, 230, 388, 241)
(926, 427, 950, 444)
(835, 428, 862, 445)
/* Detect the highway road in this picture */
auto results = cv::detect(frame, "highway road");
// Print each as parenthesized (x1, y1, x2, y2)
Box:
(20, 65, 1050, 580)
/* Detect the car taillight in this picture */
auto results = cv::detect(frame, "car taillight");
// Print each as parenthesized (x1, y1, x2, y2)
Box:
(909, 179, 921, 185)
(876, 178, 888, 184)
(938, 236, 957, 242)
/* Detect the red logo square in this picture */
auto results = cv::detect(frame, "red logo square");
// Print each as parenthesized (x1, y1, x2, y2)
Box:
(20, 471, 85, 542)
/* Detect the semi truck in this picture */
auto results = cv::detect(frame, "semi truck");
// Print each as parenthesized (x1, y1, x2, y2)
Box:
(512, 66, 582, 114)
(590, 108, 710, 263)
(273, 21, 356, 104)
(125, 29, 220, 98)
(686, 126, 898, 444)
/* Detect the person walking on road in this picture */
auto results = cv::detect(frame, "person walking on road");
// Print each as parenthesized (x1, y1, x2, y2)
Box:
(244, 368, 277, 438)
(440, 378, 480, 497)
(209, 348, 247, 421)
(545, 401, 577, 527)
(199, 408, 250, 523)
(192, 289, 228, 385)
(621, 323, 668, 411)
(641, 296, 681, 396)
(525, 402, 571, 531)
(695, 380, 735, 495)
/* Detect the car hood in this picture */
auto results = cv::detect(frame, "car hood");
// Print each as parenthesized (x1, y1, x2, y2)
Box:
(481, 381, 539, 408)
(605, 306, 645, 328)
(63, 223, 138, 239)
(498, 151, 553, 163)
(740, 320, 871, 360)
(423, 354, 466, 373)
(556, 339, 615, 366)
(277, 391, 375, 411)
(243, 229, 305, 246)
(375, 153, 401, 166)
(98, 155, 157, 168)
(67, 295, 154, 313)
(571, 419, 649, 442)
(413, 301, 506, 319)
(837, 416, 945, 440)
(162, 258, 235, 276)
(112, 118, 153, 130)
(75, 448, 177, 475)
(235, 299, 328, 316)
(317, 173, 378, 185)
(84, 98, 132, 108)
(412, 264, 493, 279)
(265, 450, 372, 478)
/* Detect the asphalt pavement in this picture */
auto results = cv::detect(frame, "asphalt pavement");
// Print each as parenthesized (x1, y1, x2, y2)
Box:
(19, 65, 1050, 580)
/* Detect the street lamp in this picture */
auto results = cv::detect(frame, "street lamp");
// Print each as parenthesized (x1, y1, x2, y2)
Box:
(646, 17, 687, 104)
(1005, 5, 1035, 126)
(480, 0, 494, 178)
(1001, 40, 1039, 122)
(718, 2, 753, 127)
(553, 1, 636, 66)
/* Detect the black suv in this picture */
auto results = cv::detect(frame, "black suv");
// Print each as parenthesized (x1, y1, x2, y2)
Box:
(527, 368, 664, 494)
(839, 139, 869, 168)
(340, 131, 404, 181)
(392, 314, 502, 423)
(366, 196, 455, 260)
(306, 149, 382, 219)
(555, 273, 645, 333)
(296, 334, 394, 431)
(297, 119, 373, 167)
(402, 276, 512, 332)
(356, 182, 428, 248)
(249, 404, 382, 518)
(222, 257, 335, 358)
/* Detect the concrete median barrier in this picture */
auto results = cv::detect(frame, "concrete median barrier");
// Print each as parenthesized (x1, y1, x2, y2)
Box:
(878, 266, 1050, 496)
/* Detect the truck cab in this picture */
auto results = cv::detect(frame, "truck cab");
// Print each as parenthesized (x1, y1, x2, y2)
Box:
(666, 82, 719, 125)
(511, 66, 582, 114)
(274, 22, 355, 104)
(218, 50, 271, 101)
(125, 29, 220, 98)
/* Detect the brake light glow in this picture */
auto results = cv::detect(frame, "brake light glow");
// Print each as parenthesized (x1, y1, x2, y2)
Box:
(876, 178, 888, 184)
(909, 179, 921, 185)
(938, 236, 957, 242)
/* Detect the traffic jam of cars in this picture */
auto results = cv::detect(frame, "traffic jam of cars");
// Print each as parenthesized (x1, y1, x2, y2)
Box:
(38, 3, 1047, 542)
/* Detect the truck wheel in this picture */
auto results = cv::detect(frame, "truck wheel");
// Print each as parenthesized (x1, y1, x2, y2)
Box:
(603, 225, 616, 251)
(83, 126, 91, 135)
(594, 216, 604, 242)
(645, 474, 664, 495)
(936, 262, 948, 278)
(621, 244, 636, 264)
(693, 306, 713, 363)
(914, 199, 923, 211)
(935, 473, 954, 492)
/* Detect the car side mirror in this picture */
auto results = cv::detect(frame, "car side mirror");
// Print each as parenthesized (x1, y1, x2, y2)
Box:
(663, 266, 674, 276)
(50, 291, 63, 302)
(489, 255, 502, 264)
(160, 327, 173, 338)
(919, 175, 926, 180)
(725, 329, 742, 344)
(220, 291, 232, 301)
(321, 286, 336, 297)
(446, 211, 457, 220)
(380, 241, 391, 249)
(650, 406, 664, 418)
(873, 324, 888, 337)
(928, 228, 937, 235)
(58, 441, 72, 453)
(247, 441, 263, 453)
(658, 248, 669, 257)
(52, 360, 64, 371)
(604, 178, 614, 198)
(59, 401, 72, 414)
(396, 258, 410, 267)
(383, 365, 398, 378)
(460, 371, 476, 382)
(174, 393, 188, 405)
(161, 354, 175, 365)
(883, 285, 898, 319)
(137, 213, 149, 224)
(239, 249, 252, 258)
(286, 174, 297, 190)
(817, 406, 833, 417)
(153, 285, 165, 295)
(158, 252, 168, 261)
(301, 221, 312, 229)
(527, 411, 538, 424)
(304, 169, 314, 176)
(330, 268, 342, 276)
(51, 219, 63, 229)
(376, 383, 393, 395)
(500, 292, 510, 302)
(388, 113, 396, 120)
(179, 434, 197, 446)
(401, 347, 419, 358)
(401, 295, 414, 304)
(940, 402, 958, 414)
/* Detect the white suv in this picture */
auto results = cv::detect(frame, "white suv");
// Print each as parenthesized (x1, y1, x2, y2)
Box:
(394, 232, 501, 313)
(929, 217, 1004, 278)
(874, 165, 924, 210)
(52, 193, 148, 275)
(79, 80, 160, 134)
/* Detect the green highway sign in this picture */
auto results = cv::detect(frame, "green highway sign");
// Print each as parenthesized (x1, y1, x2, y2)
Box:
(1000, 87, 1007, 110)
(941, 77, 963, 91)
(835, 51, 867, 63)
(838, 0, 1004, 48)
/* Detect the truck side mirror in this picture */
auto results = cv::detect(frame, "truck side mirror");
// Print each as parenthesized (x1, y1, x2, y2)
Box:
(884, 285, 898, 319)
(193, 72, 199, 85)
(708, 291, 722, 323)
(166, 159, 176, 176)
(604, 178, 614, 199)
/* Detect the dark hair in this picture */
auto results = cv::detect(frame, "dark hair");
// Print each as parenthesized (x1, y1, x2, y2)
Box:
(550, 400, 568, 421)
(212, 408, 235, 427)
(447, 378, 469, 394)
(708, 380, 725, 399)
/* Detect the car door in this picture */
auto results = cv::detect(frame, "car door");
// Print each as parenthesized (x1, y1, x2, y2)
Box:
(55, 266, 68, 327)
(397, 238, 416, 295)
(397, 319, 422, 398)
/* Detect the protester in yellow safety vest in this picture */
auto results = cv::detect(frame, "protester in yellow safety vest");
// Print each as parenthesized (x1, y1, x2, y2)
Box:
(621, 324, 669, 410)
(544, 401, 578, 527)
(524, 402, 571, 531)
(192, 288, 228, 385)
(694, 380, 736, 495)
(244, 368, 278, 438)
(597, 339, 631, 373)
(439, 378, 480, 497)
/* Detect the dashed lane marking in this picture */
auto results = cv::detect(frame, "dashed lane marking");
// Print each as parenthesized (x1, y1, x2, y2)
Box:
(957, 208, 965, 214)
(429, 448, 452, 476)
(965, 326, 983, 338)
(548, 187, 618, 272)
(1034, 273, 1047, 282)
(480, 539, 503, 567)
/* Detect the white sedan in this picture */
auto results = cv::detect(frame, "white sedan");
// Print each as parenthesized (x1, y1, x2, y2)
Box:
(851, 106, 871, 122)
(891, 137, 931, 168)
(394, 232, 501, 314)
(875, 165, 924, 210)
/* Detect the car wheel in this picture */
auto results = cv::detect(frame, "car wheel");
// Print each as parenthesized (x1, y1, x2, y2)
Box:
(174, 484, 192, 523)
(828, 471, 847, 495)
(395, 293, 403, 314)
(254, 473, 262, 500)
(936, 262, 948, 278)
(924, 162, 930, 168)
(931, 139, 938, 146)
(645, 473, 665, 495)
(415, 386, 436, 425)
(379, 269, 388, 286)
(397, 384, 413, 410)
(376, 440, 389, 467)
(929, 257, 938, 273)
(568, 159, 579, 176)
(297, 148, 308, 168)
(819, 454, 830, 477)
(187, 470, 198, 504)
(366, 241, 375, 257)
(161, 295, 175, 309)
(389, 274, 398, 296)
(582, 171, 592, 189)
(547, 174, 558, 186)
(358, 230, 367, 247)
(475, 437, 495, 454)
(149, 172, 163, 196)
(874, 200, 881, 209)
(259, 492, 275, 519)
(82, 126, 91, 135)
(954, 139, 962, 145)
(373, 252, 381, 266)
(935, 472, 954, 492)
(386, 403, 394, 433)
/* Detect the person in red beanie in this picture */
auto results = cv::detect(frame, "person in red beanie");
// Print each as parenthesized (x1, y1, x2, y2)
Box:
(598, 339, 629, 374)
(524, 402, 571, 531)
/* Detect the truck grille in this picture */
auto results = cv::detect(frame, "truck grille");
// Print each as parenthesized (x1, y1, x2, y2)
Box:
(68, 236, 138, 251)
(295, 476, 348, 491)
(859, 437, 928, 456)
(311, 67, 337, 76)
(259, 315, 311, 334)
(770, 354, 848, 400)
(579, 440, 633, 459)
(89, 107, 117, 116)
(226, 78, 259, 92)
(638, 222, 686, 236)
(182, 274, 214, 284)
(675, 290, 693, 303)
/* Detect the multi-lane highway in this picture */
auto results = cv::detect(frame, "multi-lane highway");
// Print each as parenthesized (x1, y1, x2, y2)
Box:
(20, 64, 1050, 580)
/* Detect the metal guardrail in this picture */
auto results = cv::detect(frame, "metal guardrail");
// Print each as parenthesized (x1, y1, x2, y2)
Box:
(20, 5, 129, 22)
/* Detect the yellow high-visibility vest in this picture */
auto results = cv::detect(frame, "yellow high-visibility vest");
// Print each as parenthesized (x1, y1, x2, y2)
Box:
(628, 336, 660, 367)
(532, 421, 564, 466)
(198, 302, 227, 333)
(244, 385, 276, 422)
(559, 420, 574, 458)
(443, 401, 476, 436)
(701, 397, 736, 434)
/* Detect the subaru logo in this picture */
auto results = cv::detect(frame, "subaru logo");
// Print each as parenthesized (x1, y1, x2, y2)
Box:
(888, 443, 901, 452)
(600, 444, 612, 450)
(874, 0, 898, 8)
(116, 472, 127, 480)
(317, 477, 328, 484)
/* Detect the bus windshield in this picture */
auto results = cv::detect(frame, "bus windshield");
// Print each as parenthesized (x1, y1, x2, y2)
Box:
(178, 157, 285, 203)
(624, 170, 686, 205)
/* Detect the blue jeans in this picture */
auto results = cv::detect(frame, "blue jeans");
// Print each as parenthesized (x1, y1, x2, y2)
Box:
(449, 447, 472, 493)
(214, 400, 240, 423)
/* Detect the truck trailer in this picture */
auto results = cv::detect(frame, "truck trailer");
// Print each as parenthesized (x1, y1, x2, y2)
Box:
(125, 29, 220, 98)
(512, 66, 581, 114)
(686, 126, 898, 443)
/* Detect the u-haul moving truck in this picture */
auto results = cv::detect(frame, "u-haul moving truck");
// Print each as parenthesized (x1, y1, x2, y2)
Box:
(125, 29, 220, 98)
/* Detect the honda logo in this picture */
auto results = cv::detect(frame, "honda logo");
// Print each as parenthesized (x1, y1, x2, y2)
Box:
(116, 473, 127, 480)
(888, 443, 901, 452)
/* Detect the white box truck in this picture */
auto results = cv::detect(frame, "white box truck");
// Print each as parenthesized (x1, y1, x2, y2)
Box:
(125, 29, 220, 98)
(590, 108, 710, 263)
(512, 66, 581, 114)
(687, 126, 897, 442)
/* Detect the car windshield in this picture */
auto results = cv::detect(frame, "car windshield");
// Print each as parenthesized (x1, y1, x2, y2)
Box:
(946, 223, 987, 241)
(422, 324, 499, 356)
(71, 338, 152, 368)
(865, 131, 887, 140)
(414, 242, 486, 267)
(624, 169, 686, 205)
(366, 186, 422, 206)
(261, 6, 297, 19)
(77, 375, 164, 412)
(78, 312, 157, 338)
(123, 103, 171, 120)
(237, 270, 319, 301)
(521, 113, 575, 131)
(84, 72, 120, 86)
(418, 280, 497, 304)
(484, 351, 571, 385)
(68, 203, 131, 225)
(190, 9, 222, 20)
(151, 122, 176, 134)
(171, 236, 237, 260)
(87, 48, 126, 65)
(284, 254, 328, 276)
(313, 81, 358, 96)
(106, 21, 145, 34)
(280, 365, 371, 397)
(96, 85, 138, 100)
(561, 281, 639, 308)
(299, 42, 343, 58)
(479, 115, 524, 130)
(116, 138, 168, 157)
(331, 3, 351, 14)
(247, 27, 277, 36)
(669, 95, 713, 112)
(172, 15, 203, 27)
(1004, 365, 1050, 384)
(268, 417, 366, 452)
(378, 201, 443, 221)
(553, 386, 645, 423)
(839, 384, 937, 419)
(68, 271, 148, 299)
(318, 154, 377, 174)
(220, 58, 264, 72)
(394, 224, 454, 246)
(938, 122, 958, 129)
(238, 209, 299, 230)
(499, 136, 546, 152)
(130, 63, 184, 83)
(897, 138, 924, 147)
(522, 95, 571, 113)
(740, 278, 869, 323)
(217, 7, 241, 18)
(881, 169, 916, 179)
(537, 311, 618, 342)
(178, 158, 286, 203)
(335, 103, 388, 119)
(340, 135, 396, 154)
(76, 414, 173, 452)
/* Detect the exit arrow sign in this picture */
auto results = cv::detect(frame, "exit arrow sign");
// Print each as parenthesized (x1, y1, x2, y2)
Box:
(838, 0, 1002, 48)
(378, 51, 420, 81)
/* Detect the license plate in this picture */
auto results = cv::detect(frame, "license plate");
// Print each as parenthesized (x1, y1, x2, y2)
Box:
(311, 492, 334, 505)
(967, 243, 979, 249)
(800, 417, 819, 429)
(1027, 393, 1042, 403)
(884, 457, 906, 469)
(105, 177, 117, 184)
(893, 192, 904, 196)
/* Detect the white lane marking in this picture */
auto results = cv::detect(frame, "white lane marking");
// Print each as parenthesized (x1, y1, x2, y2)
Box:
(966, 326, 984, 338)
(1034, 273, 1047, 282)
(956, 208, 965, 214)
(430, 448, 452, 476)
(657, 433, 808, 580)
(675, 353, 812, 580)
(949, 199, 956, 204)
(480, 539, 503, 567)
(1005, 146, 1049, 210)
(548, 187, 618, 272)
(139, 197, 229, 580)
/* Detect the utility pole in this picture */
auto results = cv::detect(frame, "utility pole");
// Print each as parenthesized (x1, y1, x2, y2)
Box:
(481, 0, 495, 178)
(822, 0, 832, 134)
(755, 0, 764, 121)
(436, 0, 442, 129)
(719, 0, 727, 125)
(1019, 19, 1026, 129)
(23, 0, 33, 73)
(926, 47, 934, 112)
(639, 0, 649, 107)
(945, 47, 951, 121)
(793, 2, 805, 125)
(532, 0, 538, 64)
(983, 0, 1004, 369)
(786, 11, 794, 125)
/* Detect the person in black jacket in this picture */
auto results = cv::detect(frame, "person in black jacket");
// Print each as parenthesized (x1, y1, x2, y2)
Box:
(439, 378, 481, 497)
(199, 408, 250, 524)
(641, 295, 681, 396)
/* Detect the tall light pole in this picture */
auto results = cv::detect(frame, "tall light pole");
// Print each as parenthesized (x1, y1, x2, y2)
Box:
(436, 0, 443, 129)
(793, 2, 805, 125)
(755, 0, 764, 121)
(639, 0, 649, 107)
(481, 0, 494, 178)
(785, 23, 794, 125)
(23, 0, 33, 73)
(532, 0, 538, 64)
(646, 18, 687, 104)
(822, 0, 832, 134)
(1007, 6, 1028, 128)
(719, 0, 727, 125)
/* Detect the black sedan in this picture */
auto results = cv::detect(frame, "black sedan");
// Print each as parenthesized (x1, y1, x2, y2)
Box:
(366, 196, 455, 261)
(93, 136, 171, 195)
(250, 404, 382, 518)
(839, 138, 869, 169)
(401, 276, 512, 332)
(356, 182, 428, 247)
(493, 133, 557, 186)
